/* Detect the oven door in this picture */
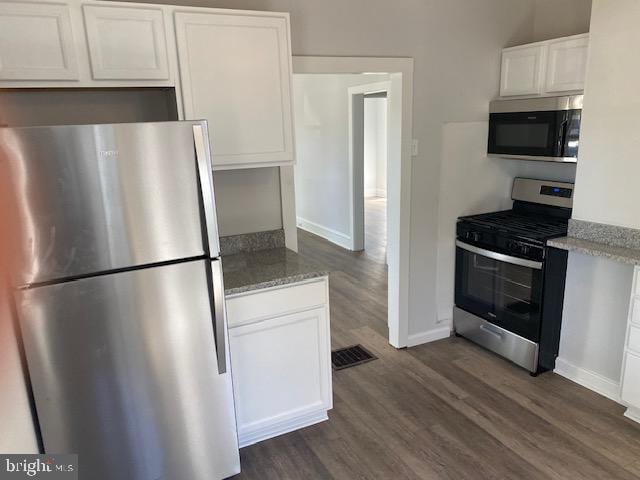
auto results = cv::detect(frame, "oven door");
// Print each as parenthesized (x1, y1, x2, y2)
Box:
(455, 241, 543, 342)
(488, 110, 570, 160)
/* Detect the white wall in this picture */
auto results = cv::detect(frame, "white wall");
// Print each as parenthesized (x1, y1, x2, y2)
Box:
(554, 0, 640, 393)
(292, 74, 388, 247)
(571, 0, 640, 229)
(555, 254, 633, 400)
(364, 97, 387, 198)
(532, 0, 592, 41)
(213, 168, 283, 237)
(436, 122, 577, 325)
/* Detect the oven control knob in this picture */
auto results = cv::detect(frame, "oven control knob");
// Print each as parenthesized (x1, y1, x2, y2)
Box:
(471, 232, 480, 243)
(520, 244, 530, 255)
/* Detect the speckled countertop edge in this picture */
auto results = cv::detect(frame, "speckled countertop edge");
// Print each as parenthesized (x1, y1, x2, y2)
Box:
(569, 219, 640, 250)
(224, 271, 328, 296)
(222, 247, 328, 296)
(547, 236, 640, 267)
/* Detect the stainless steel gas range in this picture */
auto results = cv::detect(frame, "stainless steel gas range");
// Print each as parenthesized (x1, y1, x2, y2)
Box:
(454, 178, 573, 375)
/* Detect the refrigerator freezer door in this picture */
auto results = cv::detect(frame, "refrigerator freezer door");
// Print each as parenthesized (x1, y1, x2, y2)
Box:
(17, 260, 240, 480)
(1, 121, 219, 286)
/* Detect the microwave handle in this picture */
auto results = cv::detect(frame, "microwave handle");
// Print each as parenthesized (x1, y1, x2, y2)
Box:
(558, 118, 568, 154)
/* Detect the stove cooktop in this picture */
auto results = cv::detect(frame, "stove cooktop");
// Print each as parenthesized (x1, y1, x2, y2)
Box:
(458, 209, 569, 243)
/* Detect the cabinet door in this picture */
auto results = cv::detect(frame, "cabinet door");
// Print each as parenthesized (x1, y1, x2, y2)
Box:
(83, 5, 169, 80)
(229, 307, 331, 445)
(0, 2, 78, 80)
(544, 35, 589, 93)
(500, 45, 545, 97)
(622, 352, 640, 408)
(174, 12, 294, 169)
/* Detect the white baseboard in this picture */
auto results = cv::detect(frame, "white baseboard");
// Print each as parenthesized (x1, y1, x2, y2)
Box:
(407, 326, 452, 347)
(624, 407, 640, 424)
(554, 357, 621, 404)
(297, 217, 352, 250)
(238, 409, 329, 448)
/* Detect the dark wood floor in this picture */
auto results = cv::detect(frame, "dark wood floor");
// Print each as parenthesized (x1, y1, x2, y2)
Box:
(234, 205, 640, 479)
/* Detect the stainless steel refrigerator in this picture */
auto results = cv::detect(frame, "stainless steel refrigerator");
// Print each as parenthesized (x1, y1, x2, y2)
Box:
(1, 121, 241, 479)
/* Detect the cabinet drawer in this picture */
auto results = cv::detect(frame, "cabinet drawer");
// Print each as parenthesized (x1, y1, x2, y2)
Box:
(634, 267, 640, 296)
(226, 278, 327, 328)
(622, 352, 640, 408)
(629, 324, 640, 354)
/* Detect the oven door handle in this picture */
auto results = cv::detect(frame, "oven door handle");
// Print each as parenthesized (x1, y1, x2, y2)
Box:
(456, 240, 543, 270)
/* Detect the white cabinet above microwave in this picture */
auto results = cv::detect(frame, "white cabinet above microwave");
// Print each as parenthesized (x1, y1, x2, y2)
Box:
(500, 33, 589, 98)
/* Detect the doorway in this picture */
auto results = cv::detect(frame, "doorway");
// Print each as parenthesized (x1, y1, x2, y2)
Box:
(283, 57, 414, 348)
(363, 92, 388, 264)
(349, 83, 390, 264)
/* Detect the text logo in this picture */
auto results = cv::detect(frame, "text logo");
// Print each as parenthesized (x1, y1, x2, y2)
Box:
(99, 150, 119, 158)
(0, 455, 77, 480)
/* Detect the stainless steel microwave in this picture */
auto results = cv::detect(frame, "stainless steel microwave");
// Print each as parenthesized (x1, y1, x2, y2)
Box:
(488, 95, 583, 163)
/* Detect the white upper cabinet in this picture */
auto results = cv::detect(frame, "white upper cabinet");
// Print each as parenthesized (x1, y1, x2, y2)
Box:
(0, 2, 78, 80)
(174, 11, 294, 169)
(500, 45, 545, 97)
(83, 5, 169, 80)
(544, 34, 589, 94)
(500, 34, 589, 98)
(0, 1, 296, 169)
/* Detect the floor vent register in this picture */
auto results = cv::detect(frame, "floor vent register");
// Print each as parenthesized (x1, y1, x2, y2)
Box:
(331, 344, 377, 370)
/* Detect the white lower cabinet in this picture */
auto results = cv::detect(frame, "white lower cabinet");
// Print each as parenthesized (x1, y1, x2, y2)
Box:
(226, 278, 332, 447)
(621, 267, 640, 423)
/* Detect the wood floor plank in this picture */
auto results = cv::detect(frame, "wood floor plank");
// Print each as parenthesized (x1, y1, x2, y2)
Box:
(233, 209, 640, 479)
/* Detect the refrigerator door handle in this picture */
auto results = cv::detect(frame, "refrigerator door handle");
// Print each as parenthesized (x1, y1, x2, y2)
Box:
(209, 259, 228, 375)
(193, 123, 221, 258)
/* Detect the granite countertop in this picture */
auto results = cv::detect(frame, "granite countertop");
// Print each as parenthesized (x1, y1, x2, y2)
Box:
(547, 219, 640, 267)
(222, 247, 328, 295)
(547, 236, 640, 267)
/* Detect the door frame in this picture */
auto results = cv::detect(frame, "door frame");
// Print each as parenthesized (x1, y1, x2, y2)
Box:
(287, 56, 414, 348)
(348, 80, 391, 251)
